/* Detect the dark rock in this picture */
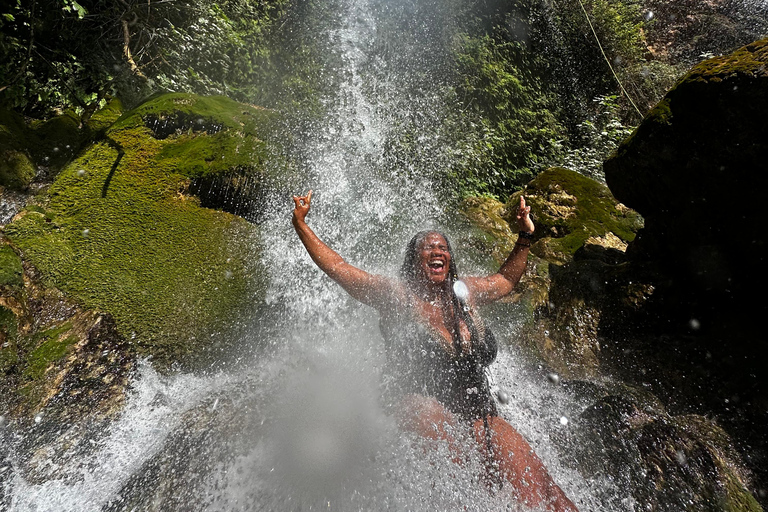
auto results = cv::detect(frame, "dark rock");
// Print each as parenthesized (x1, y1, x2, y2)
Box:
(604, 38, 768, 340)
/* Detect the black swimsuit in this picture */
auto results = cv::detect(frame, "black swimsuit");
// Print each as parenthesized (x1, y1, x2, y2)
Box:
(379, 301, 498, 422)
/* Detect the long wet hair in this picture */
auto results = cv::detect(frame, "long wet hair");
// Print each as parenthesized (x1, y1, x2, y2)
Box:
(399, 231, 484, 359)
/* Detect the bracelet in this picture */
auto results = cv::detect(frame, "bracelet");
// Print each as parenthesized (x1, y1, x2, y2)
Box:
(518, 231, 534, 239)
(515, 241, 531, 247)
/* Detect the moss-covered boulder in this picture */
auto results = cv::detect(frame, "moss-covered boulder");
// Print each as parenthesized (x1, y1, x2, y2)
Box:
(508, 167, 642, 265)
(566, 388, 763, 512)
(0, 110, 37, 191)
(3, 93, 272, 365)
(599, 38, 768, 503)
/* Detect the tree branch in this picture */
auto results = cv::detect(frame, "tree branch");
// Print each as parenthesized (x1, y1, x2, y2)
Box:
(121, 16, 148, 80)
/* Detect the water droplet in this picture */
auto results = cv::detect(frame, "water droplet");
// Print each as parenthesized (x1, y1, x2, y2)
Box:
(82, 228, 90, 238)
(547, 373, 560, 385)
(689, 318, 701, 330)
(453, 280, 469, 300)
(675, 450, 687, 465)
(34, 413, 43, 424)
(77, 169, 86, 177)
(53, 147, 60, 153)
(644, 10, 654, 21)
(224, 270, 233, 280)
(559, 416, 568, 426)
(496, 389, 510, 404)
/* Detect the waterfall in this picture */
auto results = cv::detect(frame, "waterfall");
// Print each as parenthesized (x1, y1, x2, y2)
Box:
(2, 0, 655, 510)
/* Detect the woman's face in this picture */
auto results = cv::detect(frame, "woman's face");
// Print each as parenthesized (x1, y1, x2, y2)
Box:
(416, 232, 451, 286)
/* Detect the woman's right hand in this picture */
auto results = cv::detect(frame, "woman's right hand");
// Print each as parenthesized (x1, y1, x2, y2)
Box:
(292, 190, 313, 225)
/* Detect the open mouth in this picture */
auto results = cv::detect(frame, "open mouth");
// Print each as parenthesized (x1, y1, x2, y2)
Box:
(427, 259, 446, 273)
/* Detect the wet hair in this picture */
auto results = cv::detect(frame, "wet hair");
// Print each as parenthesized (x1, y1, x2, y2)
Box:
(399, 231, 482, 358)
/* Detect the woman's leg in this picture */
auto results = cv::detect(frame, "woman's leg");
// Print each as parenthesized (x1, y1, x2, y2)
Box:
(473, 415, 579, 512)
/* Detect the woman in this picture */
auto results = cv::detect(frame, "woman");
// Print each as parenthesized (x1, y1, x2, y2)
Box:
(292, 190, 578, 512)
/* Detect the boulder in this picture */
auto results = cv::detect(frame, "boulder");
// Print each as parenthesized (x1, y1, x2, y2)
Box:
(604, 38, 768, 340)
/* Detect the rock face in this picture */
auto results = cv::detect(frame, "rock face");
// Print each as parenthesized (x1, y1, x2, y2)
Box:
(598, 38, 768, 508)
(0, 93, 279, 504)
(603, 37, 768, 430)
(2, 94, 271, 367)
(604, 38, 768, 339)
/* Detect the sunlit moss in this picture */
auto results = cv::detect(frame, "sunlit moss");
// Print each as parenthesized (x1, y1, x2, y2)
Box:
(509, 167, 642, 262)
(5, 93, 270, 363)
(0, 244, 23, 288)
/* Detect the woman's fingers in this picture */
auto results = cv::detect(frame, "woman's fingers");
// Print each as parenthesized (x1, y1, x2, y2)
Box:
(292, 191, 313, 208)
(517, 196, 529, 219)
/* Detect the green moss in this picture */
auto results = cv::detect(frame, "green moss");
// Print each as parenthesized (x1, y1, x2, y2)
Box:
(5, 93, 269, 362)
(86, 97, 125, 133)
(21, 323, 76, 382)
(0, 306, 20, 372)
(28, 110, 85, 171)
(510, 167, 642, 260)
(686, 38, 768, 82)
(0, 244, 23, 288)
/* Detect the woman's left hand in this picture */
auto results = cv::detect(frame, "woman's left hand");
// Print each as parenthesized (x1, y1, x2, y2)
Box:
(516, 196, 535, 234)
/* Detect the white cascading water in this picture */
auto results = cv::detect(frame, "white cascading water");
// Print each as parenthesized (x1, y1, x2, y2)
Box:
(3, 0, 663, 510)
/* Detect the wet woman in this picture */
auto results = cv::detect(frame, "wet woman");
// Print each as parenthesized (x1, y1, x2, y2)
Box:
(292, 190, 578, 512)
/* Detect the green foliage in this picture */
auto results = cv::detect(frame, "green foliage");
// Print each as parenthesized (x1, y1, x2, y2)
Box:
(447, 31, 565, 199)
(557, 94, 633, 181)
(544, 0, 647, 120)
(0, 0, 294, 116)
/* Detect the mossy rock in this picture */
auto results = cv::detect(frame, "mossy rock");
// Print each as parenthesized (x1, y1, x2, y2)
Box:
(27, 110, 86, 173)
(0, 109, 37, 191)
(0, 243, 23, 288)
(566, 390, 762, 512)
(85, 97, 125, 134)
(507, 167, 642, 264)
(461, 167, 642, 266)
(4, 93, 273, 364)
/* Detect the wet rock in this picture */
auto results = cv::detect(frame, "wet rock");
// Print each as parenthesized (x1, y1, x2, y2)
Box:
(604, 38, 768, 341)
(565, 388, 762, 512)
(0, 110, 37, 192)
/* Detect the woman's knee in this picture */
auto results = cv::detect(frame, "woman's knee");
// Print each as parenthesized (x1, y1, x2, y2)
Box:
(395, 394, 457, 439)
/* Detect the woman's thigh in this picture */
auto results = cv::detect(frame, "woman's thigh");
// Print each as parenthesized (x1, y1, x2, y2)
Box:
(473, 415, 576, 510)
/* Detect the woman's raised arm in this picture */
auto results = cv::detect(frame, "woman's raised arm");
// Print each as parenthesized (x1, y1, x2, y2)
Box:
(464, 195, 535, 305)
(292, 191, 394, 308)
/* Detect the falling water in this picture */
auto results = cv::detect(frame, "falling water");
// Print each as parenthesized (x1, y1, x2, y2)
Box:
(13, 0, 765, 510)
